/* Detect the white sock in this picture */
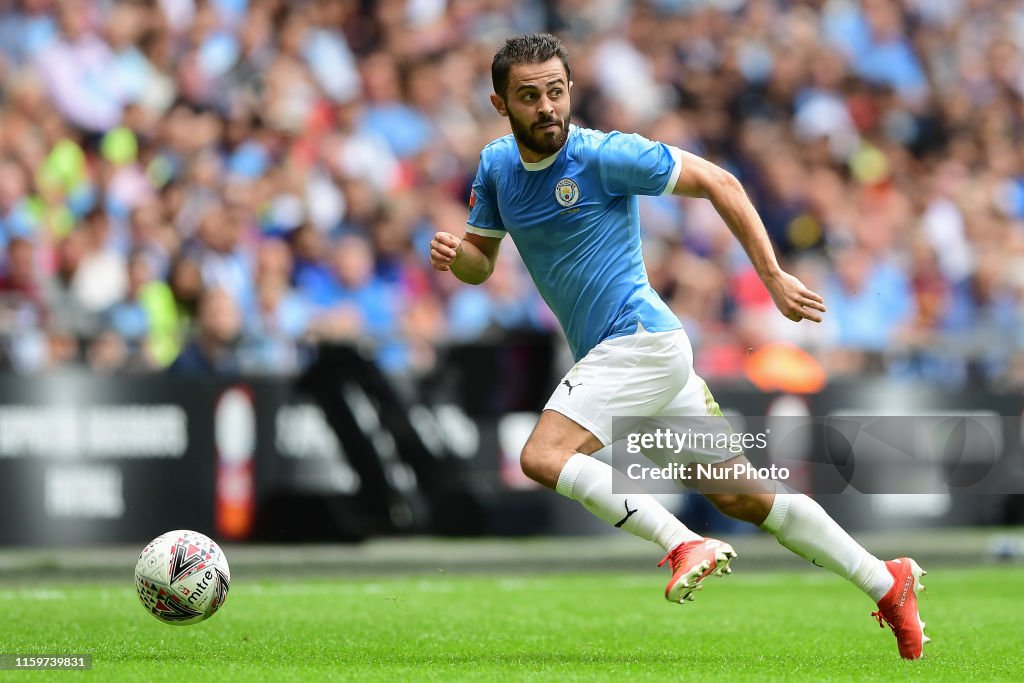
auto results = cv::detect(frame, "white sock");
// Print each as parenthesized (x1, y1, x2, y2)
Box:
(556, 453, 701, 552)
(760, 488, 894, 602)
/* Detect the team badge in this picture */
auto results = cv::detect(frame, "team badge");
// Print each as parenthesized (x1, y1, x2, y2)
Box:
(555, 178, 580, 207)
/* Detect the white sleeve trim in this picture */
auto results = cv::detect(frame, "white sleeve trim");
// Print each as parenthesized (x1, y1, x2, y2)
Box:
(465, 224, 506, 238)
(660, 146, 684, 196)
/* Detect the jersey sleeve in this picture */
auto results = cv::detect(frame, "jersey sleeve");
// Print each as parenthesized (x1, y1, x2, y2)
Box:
(597, 131, 684, 197)
(465, 153, 506, 238)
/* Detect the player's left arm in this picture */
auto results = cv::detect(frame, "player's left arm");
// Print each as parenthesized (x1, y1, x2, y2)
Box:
(671, 151, 826, 323)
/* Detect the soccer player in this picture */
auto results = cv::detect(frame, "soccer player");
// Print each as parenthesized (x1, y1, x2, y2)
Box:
(430, 33, 927, 659)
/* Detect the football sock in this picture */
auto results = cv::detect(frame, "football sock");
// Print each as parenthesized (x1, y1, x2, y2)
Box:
(760, 488, 894, 602)
(556, 453, 701, 552)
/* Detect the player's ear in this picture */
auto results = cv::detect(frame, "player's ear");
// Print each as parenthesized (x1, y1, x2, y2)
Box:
(489, 93, 508, 117)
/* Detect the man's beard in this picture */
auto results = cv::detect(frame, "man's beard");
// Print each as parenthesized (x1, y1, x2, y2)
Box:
(509, 111, 570, 157)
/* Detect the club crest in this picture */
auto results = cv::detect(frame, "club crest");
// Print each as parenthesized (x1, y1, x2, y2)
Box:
(555, 178, 580, 207)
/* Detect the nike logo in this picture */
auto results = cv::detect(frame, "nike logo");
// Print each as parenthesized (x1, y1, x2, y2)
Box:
(812, 558, 823, 568)
(614, 499, 638, 528)
(562, 379, 582, 395)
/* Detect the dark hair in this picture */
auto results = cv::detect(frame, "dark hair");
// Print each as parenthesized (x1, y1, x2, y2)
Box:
(491, 33, 571, 101)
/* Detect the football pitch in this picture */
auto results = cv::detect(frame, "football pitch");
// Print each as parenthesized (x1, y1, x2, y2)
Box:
(2, 566, 1022, 681)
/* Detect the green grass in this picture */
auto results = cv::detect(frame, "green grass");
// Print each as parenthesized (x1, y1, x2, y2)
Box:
(1, 567, 1023, 681)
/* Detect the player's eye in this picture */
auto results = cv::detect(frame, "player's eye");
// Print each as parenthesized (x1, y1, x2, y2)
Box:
(550, 89, 562, 98)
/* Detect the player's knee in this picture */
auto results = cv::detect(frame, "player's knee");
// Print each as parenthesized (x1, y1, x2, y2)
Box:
(519, 442, 559, 488)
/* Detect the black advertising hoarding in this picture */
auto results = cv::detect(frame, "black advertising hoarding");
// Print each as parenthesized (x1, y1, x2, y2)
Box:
(0, 375, 371, 547)
(0, 376, 218, 546)
(0, 358, 491, 546)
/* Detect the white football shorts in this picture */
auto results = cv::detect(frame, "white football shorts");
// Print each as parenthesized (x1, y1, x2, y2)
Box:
(544, 325, 728, 463)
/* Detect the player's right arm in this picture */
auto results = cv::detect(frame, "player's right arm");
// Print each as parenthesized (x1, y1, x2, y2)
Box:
(430, 231, 502, 285)
(434, 147, 506, 284)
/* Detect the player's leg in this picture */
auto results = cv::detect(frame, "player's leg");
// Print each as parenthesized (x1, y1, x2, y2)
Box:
(525, 329, 725, 580)
(653, 367, 894, 600)
(521, 408, 701, 554)
(524, 408, 735, 604)
(550, 327, 737, 603)
(661, 371, 927, 657)
(701, 470, 928, 658)
(699, 466, 894, 601)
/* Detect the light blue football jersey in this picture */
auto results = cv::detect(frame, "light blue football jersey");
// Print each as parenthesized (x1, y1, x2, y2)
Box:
(466, 125, 684, 361)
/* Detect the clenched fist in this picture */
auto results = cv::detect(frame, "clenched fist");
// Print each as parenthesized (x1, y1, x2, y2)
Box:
(430, 232, 462, 272)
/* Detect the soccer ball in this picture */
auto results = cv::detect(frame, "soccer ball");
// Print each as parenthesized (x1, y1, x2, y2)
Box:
(134, 530, 231, 625)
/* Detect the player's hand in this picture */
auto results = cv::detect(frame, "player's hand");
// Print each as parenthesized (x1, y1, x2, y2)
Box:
(430, 232, 463, 272)
(765, 271, 827, 323)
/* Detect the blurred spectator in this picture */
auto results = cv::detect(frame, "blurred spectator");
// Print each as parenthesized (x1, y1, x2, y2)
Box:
(43, 230, 99, 339)
(72, 208, 127, 312)
(0, 236, 43, 317)
(0, 236, 46, 371)
(0, 0, 58, 68)
(106, 249, 181, 369)
(304, 233, 407, 370)
(188, 203, 252, 310)
(168, 287, 243, 375)
(35, 0, 126, 132)
(243, 238, 311, 373)
(822, 244, 913, 373)
(358, 52, 433, 160)
(942, 251, 1022, 381)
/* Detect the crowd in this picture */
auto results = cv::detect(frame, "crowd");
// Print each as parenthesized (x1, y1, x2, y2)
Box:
(0, 0, 1022, 389)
